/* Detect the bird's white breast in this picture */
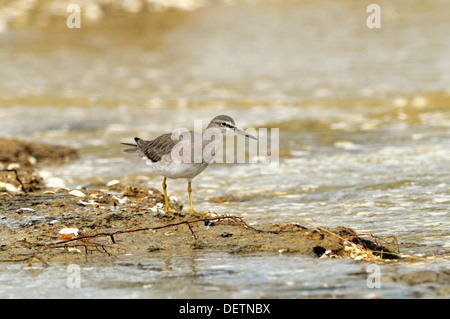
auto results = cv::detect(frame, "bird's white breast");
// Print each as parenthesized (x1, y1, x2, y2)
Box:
(146, 154, 209, 179)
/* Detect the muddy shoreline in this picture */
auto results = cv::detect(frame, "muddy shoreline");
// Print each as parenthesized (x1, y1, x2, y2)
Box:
(0, 182, 400, 263)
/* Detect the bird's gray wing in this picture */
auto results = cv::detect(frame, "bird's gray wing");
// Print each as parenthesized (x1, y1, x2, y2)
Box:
(135, 133, 180, 163)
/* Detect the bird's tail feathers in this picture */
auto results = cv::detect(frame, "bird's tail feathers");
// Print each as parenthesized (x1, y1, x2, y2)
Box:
(121, 142, 138, 153)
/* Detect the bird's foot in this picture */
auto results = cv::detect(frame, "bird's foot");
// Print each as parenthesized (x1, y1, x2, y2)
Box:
(187, 208, 209, 215)
(165, 207, 179, 213)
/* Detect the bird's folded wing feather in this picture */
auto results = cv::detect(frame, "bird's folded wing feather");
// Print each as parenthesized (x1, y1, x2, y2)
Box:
(136, 133, 180, 163)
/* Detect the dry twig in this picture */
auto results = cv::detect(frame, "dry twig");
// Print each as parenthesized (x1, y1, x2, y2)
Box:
(21, 215, 261, 256)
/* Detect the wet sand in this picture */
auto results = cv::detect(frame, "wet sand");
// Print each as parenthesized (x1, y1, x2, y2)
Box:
(1, 182, 401, 263)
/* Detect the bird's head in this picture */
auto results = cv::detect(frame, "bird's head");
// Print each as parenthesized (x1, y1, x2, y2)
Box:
(207, 115, 257, 140)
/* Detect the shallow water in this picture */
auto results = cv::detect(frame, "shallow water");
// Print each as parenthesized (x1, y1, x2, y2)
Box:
(0, 252, 446, 299)
(0, 0, 449, 298)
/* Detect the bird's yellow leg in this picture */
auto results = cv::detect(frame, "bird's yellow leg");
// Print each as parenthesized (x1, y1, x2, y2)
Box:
(187, 180, 195, 213)
(187, 180, 209, 214)
(162, 177, 177, 213)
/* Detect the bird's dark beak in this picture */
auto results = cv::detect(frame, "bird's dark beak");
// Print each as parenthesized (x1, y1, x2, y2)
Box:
(234, 127, 257, 140)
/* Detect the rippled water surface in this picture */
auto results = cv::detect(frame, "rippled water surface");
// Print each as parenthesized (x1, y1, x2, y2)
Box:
(0, 0, 449, 298)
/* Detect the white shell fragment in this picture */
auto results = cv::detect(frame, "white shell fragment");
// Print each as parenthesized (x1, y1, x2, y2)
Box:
(16, 208, 35, 213)
(106, 180, 120, 187)
(150, 202, 165, 214)
(59, 228, 79, 236)
(78, 200, 100, 206)
(7, 163, 20, 170)
(6, 183, 20, 193)
(112, 196, 128, 205)
(69, 190, 86, 198)
(46, 177, 67, 188)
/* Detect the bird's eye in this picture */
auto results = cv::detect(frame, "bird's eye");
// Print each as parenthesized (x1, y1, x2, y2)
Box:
(221, 122, 226, 127)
